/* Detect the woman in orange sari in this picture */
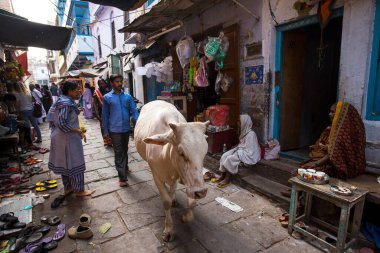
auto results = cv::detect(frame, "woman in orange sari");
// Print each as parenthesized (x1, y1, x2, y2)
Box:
(301, 101, 366, 179)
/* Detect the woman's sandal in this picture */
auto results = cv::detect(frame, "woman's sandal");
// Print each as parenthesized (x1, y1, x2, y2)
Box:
(217, 181, 231, 188)
(203, 171, 215, 181)
(279, 213, 289, 228)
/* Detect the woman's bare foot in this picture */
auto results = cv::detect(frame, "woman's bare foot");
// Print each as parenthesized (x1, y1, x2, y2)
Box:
(76, 189, 96, 197)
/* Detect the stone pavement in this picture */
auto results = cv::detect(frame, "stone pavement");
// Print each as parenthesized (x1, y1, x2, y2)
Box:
(28, 117, 324, 253)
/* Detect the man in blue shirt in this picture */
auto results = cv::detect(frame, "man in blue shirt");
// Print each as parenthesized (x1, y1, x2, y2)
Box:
(102, 74, 139, 187)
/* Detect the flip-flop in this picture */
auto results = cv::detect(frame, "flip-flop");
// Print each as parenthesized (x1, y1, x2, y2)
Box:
(35, 225, 50, 235)
(25, 232, 43, 244)
(42, 240, 58, 251)
(45, 180, 57, 184)
(38, 148, 49, 154)
(40, 216, 61, 226)
(217, 182, 231, 188)
(46, 184, 58, 190)
(0, 222, 26, 231)
(51, 195, 65, 209)
(22, 237, 52, 253)
(53, 224, 66, 241)
(35, 187, 47, 192)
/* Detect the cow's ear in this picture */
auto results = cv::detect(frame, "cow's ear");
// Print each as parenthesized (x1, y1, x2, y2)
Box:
(144, 131, 173, 145)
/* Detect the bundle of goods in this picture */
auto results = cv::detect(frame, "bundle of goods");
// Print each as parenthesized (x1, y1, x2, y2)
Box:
(176, 36, 196, 68)
(205, 32, 229, 69)
(205, 105, 230, 127)
(136, 57, 173, 84)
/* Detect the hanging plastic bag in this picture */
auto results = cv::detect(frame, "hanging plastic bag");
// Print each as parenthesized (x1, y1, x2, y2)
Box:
(215, 71, 223, 95)
(205, 37, 221, 62)
(195, 57, 209, 87)
(264, 139, 281, 160)
(176, 36, 196, 68)
(220, 73, 233, 93)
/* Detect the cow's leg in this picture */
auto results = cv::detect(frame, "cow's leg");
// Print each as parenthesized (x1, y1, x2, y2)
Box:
(182, 197, 196, 223)
(169, 181, 179, 207)
(153, 176, 175, 242)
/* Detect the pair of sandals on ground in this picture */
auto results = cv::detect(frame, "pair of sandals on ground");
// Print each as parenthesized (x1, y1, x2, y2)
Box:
(0, 214, 62, 252)
(203, 171, 231, 188)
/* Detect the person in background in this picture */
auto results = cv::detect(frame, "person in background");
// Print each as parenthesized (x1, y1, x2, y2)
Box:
(29, 84, 46, 123)
(93, 79, 112, 146)
(216, 114, 261, 188)
(82, 83, 93, 119)
(2, 94, 35, 151)
(13, 83, 42, 143)
(50, 82, 59, 103)
(102, 74, 139, 187)
(42, 85, 53, 114)
(47, 81, 95, 197)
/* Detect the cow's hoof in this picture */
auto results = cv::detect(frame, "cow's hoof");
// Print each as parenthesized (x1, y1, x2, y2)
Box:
(162, 232, 175, 242)
(171, 200, 179, 207)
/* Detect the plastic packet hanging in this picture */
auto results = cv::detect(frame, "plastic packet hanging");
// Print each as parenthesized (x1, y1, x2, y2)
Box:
(215, 71, 223, 95)
(220, 73, 233, 93)
(176, 36, 196, 68)
(195, 57, 209, 87)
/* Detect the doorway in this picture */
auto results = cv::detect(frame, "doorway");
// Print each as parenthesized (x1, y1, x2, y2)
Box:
(278, 16, 343, 157)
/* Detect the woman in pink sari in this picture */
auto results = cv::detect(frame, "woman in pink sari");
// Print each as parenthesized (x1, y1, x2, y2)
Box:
(83, 83, 93, 119)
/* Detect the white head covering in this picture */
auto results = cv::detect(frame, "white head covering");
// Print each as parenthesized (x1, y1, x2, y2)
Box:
(239, 114, 253, 140)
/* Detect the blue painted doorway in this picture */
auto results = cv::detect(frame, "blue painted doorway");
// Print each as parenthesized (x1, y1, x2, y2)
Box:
(274, 9, 343, 155)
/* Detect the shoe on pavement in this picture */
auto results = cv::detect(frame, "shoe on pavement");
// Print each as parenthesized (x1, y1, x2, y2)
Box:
(68, 226, 93, 239)
(79, 213, 91, 227)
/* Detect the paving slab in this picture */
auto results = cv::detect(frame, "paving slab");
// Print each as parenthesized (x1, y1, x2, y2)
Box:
(85, 171, 102, 183)
(100, 228, 162, 253)
(88, 178, 121, 197)
(118, 196, 165, 231)
(86, 159, 111, 171)
(226, 214, 289, 249)
(83, 192, 123, 213)
(170, 240, 208, 253)
(129, 160, 150, 172)
(117, 182, 158, 205)
(97, 166, 119, 179)
(264, 237, 324, 253)
(128, 170, 153, 185)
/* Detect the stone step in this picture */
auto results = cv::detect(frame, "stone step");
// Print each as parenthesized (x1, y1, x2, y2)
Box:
(239, 174, 291, 204)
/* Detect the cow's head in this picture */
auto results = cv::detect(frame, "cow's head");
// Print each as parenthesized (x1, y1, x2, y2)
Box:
(144, 121, 210, 199)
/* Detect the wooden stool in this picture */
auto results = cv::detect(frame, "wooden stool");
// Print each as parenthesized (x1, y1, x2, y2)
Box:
(288, 177, 368, 253)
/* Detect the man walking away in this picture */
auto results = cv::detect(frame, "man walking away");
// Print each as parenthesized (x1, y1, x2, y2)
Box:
(50, 83, 59, 103)
(102, 74, 139, 187)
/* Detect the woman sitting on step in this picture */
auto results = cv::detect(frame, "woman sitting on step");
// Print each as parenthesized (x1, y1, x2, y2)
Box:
(216, 114, 261, 188)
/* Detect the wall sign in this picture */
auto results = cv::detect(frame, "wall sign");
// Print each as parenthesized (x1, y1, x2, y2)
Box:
(245, 65, 264, 85)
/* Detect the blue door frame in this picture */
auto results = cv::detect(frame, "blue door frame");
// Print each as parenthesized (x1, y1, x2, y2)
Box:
(273, 8, 344, 140)
(366, 0, 380, 121)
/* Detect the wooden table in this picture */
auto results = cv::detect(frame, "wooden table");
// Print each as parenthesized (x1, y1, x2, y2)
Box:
(288, 177, 368, 253)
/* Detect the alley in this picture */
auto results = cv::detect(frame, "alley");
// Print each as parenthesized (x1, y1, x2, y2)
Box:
(27, 117, 323, 253)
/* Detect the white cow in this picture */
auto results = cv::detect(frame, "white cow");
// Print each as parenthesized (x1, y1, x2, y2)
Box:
(134, 100, 209, 241)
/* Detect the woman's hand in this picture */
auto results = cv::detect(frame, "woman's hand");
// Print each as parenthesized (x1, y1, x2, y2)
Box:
(81, 132, 87, 143)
